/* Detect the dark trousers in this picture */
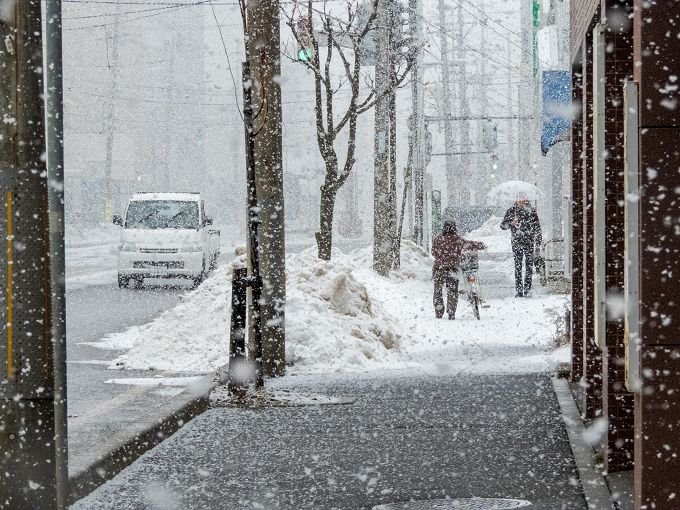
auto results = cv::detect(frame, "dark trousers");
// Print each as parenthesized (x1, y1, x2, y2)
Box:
(433, 268, 459, 318)
(513, 244, 534, 296)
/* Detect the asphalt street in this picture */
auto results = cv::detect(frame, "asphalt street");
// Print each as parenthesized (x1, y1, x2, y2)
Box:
(72, 373, 587, 510)
(66, 281, 186, 475)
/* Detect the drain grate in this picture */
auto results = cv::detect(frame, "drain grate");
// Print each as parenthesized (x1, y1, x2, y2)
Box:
(373, 498, 532, 510)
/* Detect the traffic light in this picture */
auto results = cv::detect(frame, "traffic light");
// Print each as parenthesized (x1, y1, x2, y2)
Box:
(296, 16, 315, 62)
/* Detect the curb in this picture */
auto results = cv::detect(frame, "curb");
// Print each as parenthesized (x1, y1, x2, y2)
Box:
(552, 376, 614, 510)
(68, 390, 210, 504)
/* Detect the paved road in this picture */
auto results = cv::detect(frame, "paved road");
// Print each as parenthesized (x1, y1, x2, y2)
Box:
(66, 281, 186, 473)
(73, 373, 587, 510)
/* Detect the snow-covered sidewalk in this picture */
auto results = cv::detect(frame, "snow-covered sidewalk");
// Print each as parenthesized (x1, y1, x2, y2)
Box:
(92, 238, 569, 377)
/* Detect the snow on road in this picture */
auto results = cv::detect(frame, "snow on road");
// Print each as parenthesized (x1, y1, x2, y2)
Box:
(66, 224, 120, 290)
(95, 238, 569, 377)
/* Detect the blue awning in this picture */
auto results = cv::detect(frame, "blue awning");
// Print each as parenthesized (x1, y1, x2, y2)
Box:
(541, 70, 572, 155)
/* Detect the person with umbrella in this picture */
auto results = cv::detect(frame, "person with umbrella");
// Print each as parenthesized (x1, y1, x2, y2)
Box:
(500, 196, 542, 297)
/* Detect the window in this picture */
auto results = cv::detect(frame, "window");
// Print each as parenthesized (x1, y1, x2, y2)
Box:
(125, 201, 199, 230)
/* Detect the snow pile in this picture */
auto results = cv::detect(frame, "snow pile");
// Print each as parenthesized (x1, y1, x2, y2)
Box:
(97, 236, 567, 377)
(106, 259, 240, 372)
(104, 249, 404, 373)
(286, 250, 404, 371)
(466, 216, 511, 253)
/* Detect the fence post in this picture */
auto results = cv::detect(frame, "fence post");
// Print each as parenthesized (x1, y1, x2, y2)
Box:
(228, 267, 248, 394)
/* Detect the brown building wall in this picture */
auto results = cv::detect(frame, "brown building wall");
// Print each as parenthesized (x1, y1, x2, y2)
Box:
(581, 34, 603, 420)
(601, 0, 634, 472)
(571, 65, 584, 382)
(633, 1, 680, 507)
(571, 0, 600, 60)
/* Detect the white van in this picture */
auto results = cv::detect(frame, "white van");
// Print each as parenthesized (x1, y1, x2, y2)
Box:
(113, 193, 220, 288)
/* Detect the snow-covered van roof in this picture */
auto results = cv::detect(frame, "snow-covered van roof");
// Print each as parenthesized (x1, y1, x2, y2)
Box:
(130, 192, 201, 202)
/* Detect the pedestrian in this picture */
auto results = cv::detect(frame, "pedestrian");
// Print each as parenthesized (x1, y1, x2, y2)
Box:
(500, 197, 542, 297)
(432, 220, 486, 319)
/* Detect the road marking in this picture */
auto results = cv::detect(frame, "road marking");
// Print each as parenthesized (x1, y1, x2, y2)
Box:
(6, 191, 13, 379)
(70, 385, 149, 426)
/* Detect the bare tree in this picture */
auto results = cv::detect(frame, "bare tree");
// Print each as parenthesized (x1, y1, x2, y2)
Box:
(283, 0, 416, 261)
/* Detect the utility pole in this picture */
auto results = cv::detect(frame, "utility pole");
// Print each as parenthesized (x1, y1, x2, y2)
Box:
(163, 35, 178, 192)
(245, 0, 286, 376)
(518, 0, 531, 181)
(373, 0, 393, 275)
(387, 2, 398, 267)
(456, 2, 470, 207)
(103, 0, 121, 221)
(476, 0, 488, 206)
(506, 39, 516, 182)
(437, 0, 455, 209)
(0, 1, 68, 507)
(409, 0, 425, 246)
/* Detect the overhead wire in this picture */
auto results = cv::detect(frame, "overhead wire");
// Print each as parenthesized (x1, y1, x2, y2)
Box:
(63, 0, 217, 30)
(208, 0, 244, 120)
(421, 23, 520, 113)
(458, 0, 523, 39)
(447, 0, 552, 69)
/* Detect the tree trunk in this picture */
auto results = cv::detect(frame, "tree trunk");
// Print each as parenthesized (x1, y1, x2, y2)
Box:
(316, 182, 337, 261)
(246, 0, 285, 377)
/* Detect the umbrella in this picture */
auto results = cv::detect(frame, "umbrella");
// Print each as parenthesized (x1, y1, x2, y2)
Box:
(487, 181, 542, 208)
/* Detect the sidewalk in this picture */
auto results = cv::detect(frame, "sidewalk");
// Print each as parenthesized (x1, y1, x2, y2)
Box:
(72, 372, 587, 510)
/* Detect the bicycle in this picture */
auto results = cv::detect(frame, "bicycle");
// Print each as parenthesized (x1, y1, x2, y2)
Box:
(461, 251, 481, 320)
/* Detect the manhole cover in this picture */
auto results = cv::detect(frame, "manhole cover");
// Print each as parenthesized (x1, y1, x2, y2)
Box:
(373, 499, 532, 510)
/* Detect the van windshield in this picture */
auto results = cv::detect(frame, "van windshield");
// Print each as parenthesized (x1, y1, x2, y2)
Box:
(125, 200, 199, 229)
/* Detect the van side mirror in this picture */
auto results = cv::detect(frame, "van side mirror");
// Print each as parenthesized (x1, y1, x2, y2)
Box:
(204, 218, 213, 226)
(113, 215, 123, 227)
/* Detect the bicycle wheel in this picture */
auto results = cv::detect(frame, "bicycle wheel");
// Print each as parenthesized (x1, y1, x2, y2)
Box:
(470, 293, 481, 320)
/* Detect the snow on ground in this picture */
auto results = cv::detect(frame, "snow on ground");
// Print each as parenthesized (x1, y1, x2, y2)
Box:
(93, 238, 570, 377)
(65, 223, 121, 290)
(101, 248, 405, 373)
(101, 257, 243, 372)
(463, 216, 516, 298)
(466, 215, 511, 253)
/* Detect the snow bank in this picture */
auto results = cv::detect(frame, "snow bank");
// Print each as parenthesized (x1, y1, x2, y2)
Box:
(106, 259, 239, 372)
(286, 250, 404, 372)
(105, 248, 405, 373)
(99, 235, 568, 377)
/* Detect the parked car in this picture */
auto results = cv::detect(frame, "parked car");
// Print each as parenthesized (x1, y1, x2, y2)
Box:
(113, 192, 220, 288)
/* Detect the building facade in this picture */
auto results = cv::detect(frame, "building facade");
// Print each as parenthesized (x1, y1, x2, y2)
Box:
(570, 1, 680, 507)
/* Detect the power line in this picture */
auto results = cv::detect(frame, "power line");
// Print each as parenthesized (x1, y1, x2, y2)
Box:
(208, 0, 243, 120)
(63, 0, 217, 30)
(65, 86, 354, 106)
(422, 31, 521, 112)
(458, 0, 523, 39)
(448, 0, 552, 69)
(419, 15, 525, 73)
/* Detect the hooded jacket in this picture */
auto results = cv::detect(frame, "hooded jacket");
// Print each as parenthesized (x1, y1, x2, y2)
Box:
(432, 222, 485, 271)
(500, 203, 542, 248)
